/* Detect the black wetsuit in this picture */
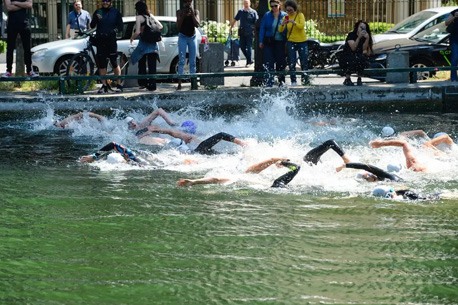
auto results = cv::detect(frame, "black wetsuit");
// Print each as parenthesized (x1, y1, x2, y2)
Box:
(271, 161, 300, 188)
(92, 142, 144, 165)
(346, 163, 403, 182)
(194, 132, 237, 155)
(304, 139, 346, 165)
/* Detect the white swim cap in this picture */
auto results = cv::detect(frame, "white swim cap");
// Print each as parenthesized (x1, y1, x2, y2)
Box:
(106, 153, 124, 164)
(433, 132, 448, 139)
(176, 143, 191, 153)
(387, 163, 402, 172)
(356, 172, 364, 179)
(168, 138, 183, 147)
(125, 116, 135, 124)
(372, 185, 392, 197)
(381, 126, 395, 137)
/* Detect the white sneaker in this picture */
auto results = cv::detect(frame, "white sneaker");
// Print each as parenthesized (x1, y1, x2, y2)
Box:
(291, 82, 297, 87)
(1, 72, 12, 78)
(27, 71, 39, 78)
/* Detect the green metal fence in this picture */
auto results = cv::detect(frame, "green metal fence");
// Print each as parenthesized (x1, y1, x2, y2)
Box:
(0, 66, 455, 94)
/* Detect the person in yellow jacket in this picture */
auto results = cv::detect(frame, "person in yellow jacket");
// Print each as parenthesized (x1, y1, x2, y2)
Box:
(279, 0, 308, 86)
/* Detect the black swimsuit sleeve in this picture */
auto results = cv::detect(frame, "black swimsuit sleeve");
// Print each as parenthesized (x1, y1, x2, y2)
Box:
(271, 162, 300, 188)
(345, 163, 402, 181)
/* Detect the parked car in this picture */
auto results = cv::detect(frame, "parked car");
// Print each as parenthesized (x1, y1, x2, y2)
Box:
(373, 6, 457, 43)
(370, 22, 451, 80)
(31, 16, 208, 76)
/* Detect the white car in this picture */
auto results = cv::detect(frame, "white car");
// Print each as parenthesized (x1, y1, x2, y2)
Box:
(373, 6, 458, 43)
(31, 16, 208, 75)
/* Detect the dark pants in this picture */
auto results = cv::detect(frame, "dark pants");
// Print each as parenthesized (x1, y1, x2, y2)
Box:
(138, 52, 158, 90)
(6, 24, 32, 73)
(239, 32, 253, 64)
(263, 39, 286, 86)
(194, 132, 236, 155)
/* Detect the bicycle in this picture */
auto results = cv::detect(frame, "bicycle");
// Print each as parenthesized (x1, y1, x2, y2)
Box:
(66, 29, 130, 92)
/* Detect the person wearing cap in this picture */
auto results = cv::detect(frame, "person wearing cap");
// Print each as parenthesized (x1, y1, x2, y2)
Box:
(370, 134, 456, 173)
(53, 112, 105, 128)
(372, 185, 439, 201)
(177, 157, 300, 188)
(137, 127, 247, 155)
(380, 126, 428, 139)
(304, 139, 403, 182)
(126, 108, 178, 131)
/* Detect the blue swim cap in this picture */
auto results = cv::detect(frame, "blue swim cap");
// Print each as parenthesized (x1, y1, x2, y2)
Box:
(181, 120, 196, 134)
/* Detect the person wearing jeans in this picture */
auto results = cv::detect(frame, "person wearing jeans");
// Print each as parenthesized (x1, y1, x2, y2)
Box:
(279, 0, 307, 86)
(176, 0, 200, 90)
(259, 0, 287, 87)
(230, 0, 258, 67)
(446, 9, 458, 82)
(3, 0, 37, 78)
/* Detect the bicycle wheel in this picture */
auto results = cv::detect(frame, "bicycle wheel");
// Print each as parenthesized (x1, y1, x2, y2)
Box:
(66, 53, 95, 92)
(106, 52, 129, 86)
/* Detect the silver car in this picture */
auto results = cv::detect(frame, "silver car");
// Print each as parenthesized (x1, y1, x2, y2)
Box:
(31, 16, 208, 75)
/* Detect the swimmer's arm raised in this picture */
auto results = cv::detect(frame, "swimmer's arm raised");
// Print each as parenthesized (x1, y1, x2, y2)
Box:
(139, 108, 177, 129)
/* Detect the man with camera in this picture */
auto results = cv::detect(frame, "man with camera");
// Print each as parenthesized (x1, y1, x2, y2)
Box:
(230, 0, 258, 68)
(176, 0, 200, 90)
(90, 0, 123, 93)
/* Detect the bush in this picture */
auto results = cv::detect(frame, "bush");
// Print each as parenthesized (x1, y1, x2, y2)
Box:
(0, 41, 6, 54)
(201, 20, 239, 43)
(369, 22, 395, 34)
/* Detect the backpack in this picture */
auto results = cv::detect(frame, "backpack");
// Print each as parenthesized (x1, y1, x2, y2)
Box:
(141, 15, 162, 43)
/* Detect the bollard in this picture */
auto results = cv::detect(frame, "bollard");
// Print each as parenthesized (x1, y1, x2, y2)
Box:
(199, 43, 224, 86)
(386, 45, 409, 84)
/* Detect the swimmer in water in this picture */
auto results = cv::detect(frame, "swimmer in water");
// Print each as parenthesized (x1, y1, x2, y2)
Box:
(380, 126, 428, 139)
(80, 142, 146, 166)
(177, 158, 300, 188)
(372, 185, 440, 201)
(369, 134, 456, 172)
(305, 139, 403, 182)
(125, 108, 179, 131)
(138, 127, 247, 155)
(53, 112, 105, 128)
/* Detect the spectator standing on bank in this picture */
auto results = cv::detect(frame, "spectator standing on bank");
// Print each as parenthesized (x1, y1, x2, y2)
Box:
(176, 0, 200, 91)
(130, 1, 163, 91)
(338, 20, 373, 86)
(90, 0, 123, 93)
(66, 0, 91, 39)
(445, 9, 458, 82)
(279, 0, 307, 86)
(259, 0, 287, 87)
(229, 0, 258, 68)
(3, 0, 37, 78)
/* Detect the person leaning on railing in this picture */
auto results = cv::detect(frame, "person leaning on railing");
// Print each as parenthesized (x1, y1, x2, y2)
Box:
(338, 20, 373, 86)
(445, 8, 458, 82)
(259, 0, 287, 87)
(278, 0, 307, 86)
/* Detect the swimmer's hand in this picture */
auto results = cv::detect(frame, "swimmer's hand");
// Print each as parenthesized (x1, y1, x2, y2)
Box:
(80, 155, 95, 163)
(275, 158, 290, 168)
(336, 164, 345, 172)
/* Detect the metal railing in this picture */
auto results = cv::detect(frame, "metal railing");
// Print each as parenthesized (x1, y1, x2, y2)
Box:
(0, 66, 456, 95)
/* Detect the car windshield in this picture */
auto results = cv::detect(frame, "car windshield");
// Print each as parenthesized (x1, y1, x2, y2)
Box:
(385, 11, 436, 34)
(412, 22, 449, 43)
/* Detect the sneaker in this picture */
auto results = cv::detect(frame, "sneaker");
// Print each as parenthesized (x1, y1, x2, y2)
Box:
(115, 84, 123, 92)
(290, 81, 297, 87)
(356, 77, 363, 86)
(1, 72, 12, 78)
(97, 85, 108, 94)
(27, 71, 39, 78)
(343, 78, 354, 86)
(245, 62, 253, 68)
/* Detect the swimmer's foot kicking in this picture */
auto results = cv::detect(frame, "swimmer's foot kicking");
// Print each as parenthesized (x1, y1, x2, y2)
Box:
(304, 139, 351, 165)
(177, 157, 300, 188)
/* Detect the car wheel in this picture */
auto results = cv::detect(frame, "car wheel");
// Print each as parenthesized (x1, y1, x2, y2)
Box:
(170, 55, 201, 74)
(410, 59, 435, 80)
(54, 55, 73, 76)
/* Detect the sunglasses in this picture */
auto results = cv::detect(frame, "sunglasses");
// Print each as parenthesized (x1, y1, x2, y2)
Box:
(102, 0, 111, 2)
(271, 5, 279, 8)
